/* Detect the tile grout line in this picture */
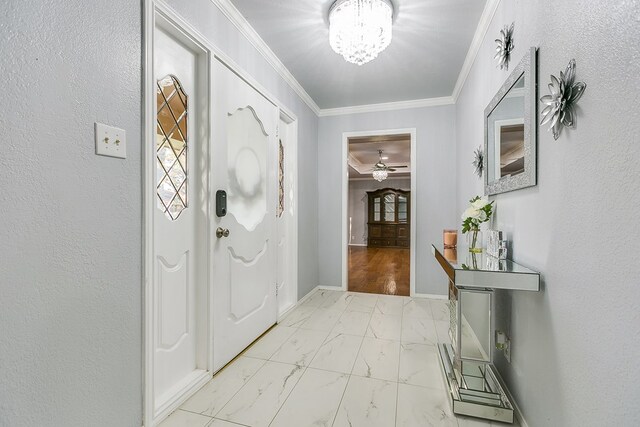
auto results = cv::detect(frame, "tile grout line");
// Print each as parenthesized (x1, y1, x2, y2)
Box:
(269, 289, 348, 427)
(329, 292, 376, 427)
(265, 364, 310, 427)
(204, 356, 269, 420)
(395, 296, 408, 427)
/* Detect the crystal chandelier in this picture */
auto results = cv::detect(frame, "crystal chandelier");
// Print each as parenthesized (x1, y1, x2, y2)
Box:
(329, 0, 394, 66)
(372, 168, 388, 182)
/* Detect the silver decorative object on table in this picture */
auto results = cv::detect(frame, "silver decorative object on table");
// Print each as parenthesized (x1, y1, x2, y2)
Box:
(472, 146, 484, 179)
(540, 59, 587, 140)
(487, 230, 508, 260)
(495, 23, 514, 70)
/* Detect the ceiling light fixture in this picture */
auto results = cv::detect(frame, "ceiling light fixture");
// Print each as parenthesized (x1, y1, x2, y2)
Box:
(329, 0, 394, 66)
(372, 168, 388, 182)
(372, 149, 389, 182)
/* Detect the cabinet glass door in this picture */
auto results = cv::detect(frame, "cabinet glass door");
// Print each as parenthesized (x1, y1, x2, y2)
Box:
(384, 194, 396, 222)
(373, 197, 381, 222)
(398, 195, 407, 222)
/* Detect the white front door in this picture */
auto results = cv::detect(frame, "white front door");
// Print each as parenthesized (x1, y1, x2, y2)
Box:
(152, 25, 209, 411)
(212, 60, 279, 371)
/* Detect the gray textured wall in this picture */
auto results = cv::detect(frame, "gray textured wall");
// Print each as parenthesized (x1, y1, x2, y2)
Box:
(0, 0, 319, 425)
(348, 178, 411, 245)
(318, 106, 457, 294)
(455, 1, 640, 425)
(0, 0, 143, 425)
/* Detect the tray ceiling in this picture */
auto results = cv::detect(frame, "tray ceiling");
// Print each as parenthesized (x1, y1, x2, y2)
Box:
(348, 134, 411, 179)
(230, 0, 487, 109)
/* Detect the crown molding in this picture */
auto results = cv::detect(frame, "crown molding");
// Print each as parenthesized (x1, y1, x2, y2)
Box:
(319, 96, 454, 117)
(452, 0, 501, 102)
(209, 0, 321, 115)
(209, 0, 499, 118)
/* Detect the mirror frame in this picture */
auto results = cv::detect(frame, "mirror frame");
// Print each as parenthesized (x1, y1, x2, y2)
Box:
(484, 47, 538, 196)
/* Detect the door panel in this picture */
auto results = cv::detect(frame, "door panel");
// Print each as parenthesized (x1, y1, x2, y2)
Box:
(213, 61, 279, 371)
(153, 26, 208, 409)
(158, 254, 189, 349)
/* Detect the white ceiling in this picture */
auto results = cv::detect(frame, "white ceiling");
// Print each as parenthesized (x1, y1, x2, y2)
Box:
(348, 134, 411, 179)
(230, 0, 487, 109)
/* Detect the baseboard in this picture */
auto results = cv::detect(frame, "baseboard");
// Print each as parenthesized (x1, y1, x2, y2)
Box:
(492, 369, 529, 427)
(318, 285, 343, 291)
(153, 369, 211, 426)
(277, 301, 297, 322)
(277, 285, 321, 323)
(348, 243, 366, 247)
(413, 292, 448, 300)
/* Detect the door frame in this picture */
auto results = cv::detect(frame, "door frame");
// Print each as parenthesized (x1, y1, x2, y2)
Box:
(143, 2, 300, 425)
(143, 3, 213, 426)
(340, 128, 417, 296)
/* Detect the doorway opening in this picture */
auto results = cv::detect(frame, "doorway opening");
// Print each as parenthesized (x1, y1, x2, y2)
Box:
(342, 129, 416, 296)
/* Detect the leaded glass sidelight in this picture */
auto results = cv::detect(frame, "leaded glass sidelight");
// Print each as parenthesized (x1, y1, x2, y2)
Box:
(277, 140, 285, 217)
(156, 75, 188, 220)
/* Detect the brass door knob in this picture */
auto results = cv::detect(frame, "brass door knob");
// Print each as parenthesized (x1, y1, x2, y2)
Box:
(216, 227, 230, 238)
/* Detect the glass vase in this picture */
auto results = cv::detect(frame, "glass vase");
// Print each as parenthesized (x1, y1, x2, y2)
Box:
(467, 228, 483, 253)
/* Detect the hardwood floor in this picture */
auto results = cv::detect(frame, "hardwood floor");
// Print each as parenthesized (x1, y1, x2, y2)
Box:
(348, 246, 410, 296)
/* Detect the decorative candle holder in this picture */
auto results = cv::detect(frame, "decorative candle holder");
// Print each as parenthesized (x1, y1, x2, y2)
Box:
(487, 230, 508, 260)
(443, 229, 458, 249)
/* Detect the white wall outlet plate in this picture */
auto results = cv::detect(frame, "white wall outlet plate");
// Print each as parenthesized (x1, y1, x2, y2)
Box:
(95, 122, 126, 159)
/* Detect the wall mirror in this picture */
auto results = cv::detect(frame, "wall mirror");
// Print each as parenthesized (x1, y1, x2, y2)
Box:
(484, 47, 537, 195)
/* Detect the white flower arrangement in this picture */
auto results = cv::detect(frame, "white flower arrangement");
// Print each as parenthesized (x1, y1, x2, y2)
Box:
(461, 196, 494, 233)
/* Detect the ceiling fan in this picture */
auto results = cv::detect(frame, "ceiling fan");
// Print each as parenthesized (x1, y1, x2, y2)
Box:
(370, 149, 407, 181)
(371, 150, 408, 172)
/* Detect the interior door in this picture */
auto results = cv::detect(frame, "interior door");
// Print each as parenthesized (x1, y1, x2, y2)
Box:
(153, 26, 209, 410)
(212, 60, 279, 371)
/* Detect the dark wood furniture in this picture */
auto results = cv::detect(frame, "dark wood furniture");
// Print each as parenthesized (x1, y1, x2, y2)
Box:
(366, 188, 410, 248)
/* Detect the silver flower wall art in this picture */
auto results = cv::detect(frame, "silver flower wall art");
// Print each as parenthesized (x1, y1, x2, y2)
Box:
(495, 23, 514, 70)
(472, 146, 484, 179)
(540, 59, 587, 140)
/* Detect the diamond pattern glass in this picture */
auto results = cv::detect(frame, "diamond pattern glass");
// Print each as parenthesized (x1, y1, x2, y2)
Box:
(156, 75, 188, 221)
(278, 140, 285, 217)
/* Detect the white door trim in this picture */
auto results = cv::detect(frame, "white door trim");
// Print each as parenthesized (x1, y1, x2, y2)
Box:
(341, 128, 417, 296)
(144, 1, 300, 425)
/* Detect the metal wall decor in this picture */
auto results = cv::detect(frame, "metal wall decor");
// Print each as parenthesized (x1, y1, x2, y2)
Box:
(495, 23, 514, 70)
(540, 59, 587, 140)
(472, 146, 484, 179)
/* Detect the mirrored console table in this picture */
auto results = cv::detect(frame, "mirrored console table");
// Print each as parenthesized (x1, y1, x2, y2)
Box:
(431, 244, 540, 423)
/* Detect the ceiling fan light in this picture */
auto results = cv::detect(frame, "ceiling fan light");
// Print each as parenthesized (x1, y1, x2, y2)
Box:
(329, 0, 394, 66)
(372, 168, 388, 182)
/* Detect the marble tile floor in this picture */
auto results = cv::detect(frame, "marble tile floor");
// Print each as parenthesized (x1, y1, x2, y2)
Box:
(160, 289, 519, 427)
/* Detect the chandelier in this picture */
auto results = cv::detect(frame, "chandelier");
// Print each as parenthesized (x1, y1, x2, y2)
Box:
(372, 168, 388, 182)
(329, 0, 394, 66)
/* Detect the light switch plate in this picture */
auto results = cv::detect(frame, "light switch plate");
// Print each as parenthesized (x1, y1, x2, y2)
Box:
(95, 122, 126, 159)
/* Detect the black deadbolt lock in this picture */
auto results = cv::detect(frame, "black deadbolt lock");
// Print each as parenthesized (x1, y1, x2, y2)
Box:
(216, 190, 227, 217)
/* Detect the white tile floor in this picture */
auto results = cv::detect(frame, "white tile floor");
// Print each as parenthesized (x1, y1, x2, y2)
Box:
(160, 289, 518, 427)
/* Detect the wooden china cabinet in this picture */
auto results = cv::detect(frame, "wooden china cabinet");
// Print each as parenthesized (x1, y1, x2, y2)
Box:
(366, 188, 410, 248)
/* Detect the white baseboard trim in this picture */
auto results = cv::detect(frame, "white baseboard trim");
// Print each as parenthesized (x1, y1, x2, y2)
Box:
(278, 285, 321, 323)
(413, 292, 448, 300)
(318, 285, 343, 291)
(348, 243, 367, 247)
(492, 369, 529, 427)
(153, 369, 211, 426)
